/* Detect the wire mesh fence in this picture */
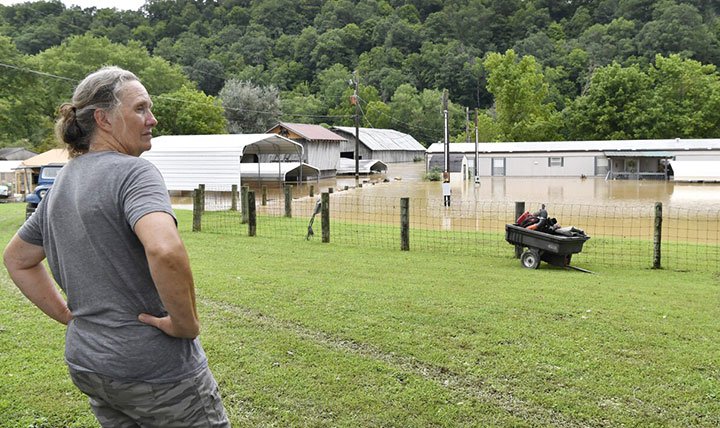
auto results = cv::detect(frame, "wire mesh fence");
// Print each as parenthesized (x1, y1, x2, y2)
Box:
(194, 186, 720, 272)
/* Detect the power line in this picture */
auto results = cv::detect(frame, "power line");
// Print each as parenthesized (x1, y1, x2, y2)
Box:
(0, 62, 77, 82)
(1, 62, 353, 120)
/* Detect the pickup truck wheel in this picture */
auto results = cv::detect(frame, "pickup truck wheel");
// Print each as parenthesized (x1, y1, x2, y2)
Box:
(520, 249, 541, 269)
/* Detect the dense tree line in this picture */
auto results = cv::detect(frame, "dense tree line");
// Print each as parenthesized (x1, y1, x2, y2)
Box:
(1, 0, 719, 151)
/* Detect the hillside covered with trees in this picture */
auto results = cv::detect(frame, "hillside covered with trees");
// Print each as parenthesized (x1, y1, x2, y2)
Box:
(1, 0, 720, 152)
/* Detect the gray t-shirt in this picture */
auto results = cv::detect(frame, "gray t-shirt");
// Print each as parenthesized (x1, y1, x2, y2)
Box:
(19, 151, 207, 383)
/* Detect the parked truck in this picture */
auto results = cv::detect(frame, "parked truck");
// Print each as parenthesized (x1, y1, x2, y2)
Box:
(26, 163, 64, 219)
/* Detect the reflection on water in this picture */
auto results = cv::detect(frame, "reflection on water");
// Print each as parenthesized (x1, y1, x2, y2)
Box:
(173, 162, 720, 211)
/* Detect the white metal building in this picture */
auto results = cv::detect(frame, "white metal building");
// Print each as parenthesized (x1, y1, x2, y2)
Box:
(426, 139, 720, 182)
(332, 126, 426, 163)
(141, 134, 310, 191)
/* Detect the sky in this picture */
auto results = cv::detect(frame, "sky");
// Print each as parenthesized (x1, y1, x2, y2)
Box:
(0, 0, 146, 11)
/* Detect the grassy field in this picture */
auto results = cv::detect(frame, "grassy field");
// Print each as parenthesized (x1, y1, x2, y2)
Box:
(1, 202, 718, 427)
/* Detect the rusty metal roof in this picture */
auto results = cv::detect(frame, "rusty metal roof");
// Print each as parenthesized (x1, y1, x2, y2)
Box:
(271, 122, 346, 142)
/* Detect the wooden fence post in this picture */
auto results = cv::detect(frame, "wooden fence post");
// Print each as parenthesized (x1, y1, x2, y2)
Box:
(309, 185, 314, 197)
(198, 184, 205, 214)
(284, 185, 293, 218)
(514, 201, 525, 258)
(241, 186, 249, 224)
(261, 185, 267, 206)
(248, 191, 256, 237)
(321, 192, 330, 243)
(230, 184, 238, 211)
(400, 197, 410, 251)
(192, 187, 202, 232)
(653, 202, 662, 269)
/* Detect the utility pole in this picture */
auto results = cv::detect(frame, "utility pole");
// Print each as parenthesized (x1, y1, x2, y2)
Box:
(351, 71, 360, 185)
(465, 106, 470, 143)
(442, 89, 449, 175)
(474, 108, 480, 183)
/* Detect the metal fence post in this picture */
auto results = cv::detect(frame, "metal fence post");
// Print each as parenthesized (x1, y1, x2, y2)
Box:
(192, 187, 202, 232)
(284, 185, 292, 218)
(653, 202, 662, 269)
(401, 197, 410, 251)
(514, 201, 525, 258)
(321, 192, 330, 243)
(248, 190, 256, 237)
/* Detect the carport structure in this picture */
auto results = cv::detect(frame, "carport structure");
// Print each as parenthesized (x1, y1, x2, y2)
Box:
(142, 134, 315, 192)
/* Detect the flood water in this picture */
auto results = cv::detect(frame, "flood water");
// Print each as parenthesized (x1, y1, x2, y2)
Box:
(193, 162, 720, 211)
(174, 162, 720, 244)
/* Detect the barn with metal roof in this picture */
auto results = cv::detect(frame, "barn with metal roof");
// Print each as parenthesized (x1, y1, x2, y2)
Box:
(331, 126, 426, 163)
(267, 122, 346, 177)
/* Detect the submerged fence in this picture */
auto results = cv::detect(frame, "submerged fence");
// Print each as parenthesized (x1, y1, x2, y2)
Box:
(190, 184, 720, 272)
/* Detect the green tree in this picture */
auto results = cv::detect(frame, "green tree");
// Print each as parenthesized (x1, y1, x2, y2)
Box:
(386, 84, 463, 146)
(0, 36, 52, 149)
(219, 79, 281, 133)
(26, 34, 189, 145)
(315, 64, 353, 113)
(563, 62, 652, 140)
(644, 54, 720, 138)
(311, 23, 363, 71)
(280, 83, 326, 125)
(153, 85, 227, 135)
(484, 49, 561, 141)
(357, 46, 410, 101)
(635, 2, 720, 65)
(578, 18, 638, 68)
(185, 58, 225, 96)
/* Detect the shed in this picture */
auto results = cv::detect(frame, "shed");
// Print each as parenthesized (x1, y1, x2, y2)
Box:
(266, 122, 346, 177)
(331, 126, 426, 163)
(141, 134, 307, 192)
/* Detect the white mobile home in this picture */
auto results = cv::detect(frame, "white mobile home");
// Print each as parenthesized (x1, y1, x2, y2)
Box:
(141, 134, 309, 192)
(426, 139, 720, 182)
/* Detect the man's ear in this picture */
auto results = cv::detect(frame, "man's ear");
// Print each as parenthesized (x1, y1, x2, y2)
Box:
(94, 109, 113, 132)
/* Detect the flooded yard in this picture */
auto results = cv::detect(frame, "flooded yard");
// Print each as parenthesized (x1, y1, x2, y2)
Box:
(178, 161, 720, 210)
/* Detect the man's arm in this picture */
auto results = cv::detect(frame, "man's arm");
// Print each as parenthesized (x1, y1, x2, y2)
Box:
(3, 234, 72, 325)
(135, 212, 200, 339)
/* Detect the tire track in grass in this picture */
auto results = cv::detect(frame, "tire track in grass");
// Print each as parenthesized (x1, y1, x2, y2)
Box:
(200, 297, 586, 428)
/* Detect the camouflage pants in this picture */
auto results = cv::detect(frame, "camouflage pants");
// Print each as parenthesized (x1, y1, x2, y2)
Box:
(69, 366, 230, 427)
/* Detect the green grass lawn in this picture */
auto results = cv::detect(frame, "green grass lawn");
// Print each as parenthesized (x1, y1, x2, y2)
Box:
(1, 203, 718, 427)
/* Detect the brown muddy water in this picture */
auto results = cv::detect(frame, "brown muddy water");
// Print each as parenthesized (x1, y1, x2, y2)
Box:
(173, 161, 720, 211)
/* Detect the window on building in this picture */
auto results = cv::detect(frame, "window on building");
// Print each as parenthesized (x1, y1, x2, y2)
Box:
(595, 157, 609, 176)
(548, 157, 564, 167)
(492, 157, 505, 176)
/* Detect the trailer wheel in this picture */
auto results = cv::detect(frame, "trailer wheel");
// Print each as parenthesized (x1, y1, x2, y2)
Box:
(520, 249, 541, 269)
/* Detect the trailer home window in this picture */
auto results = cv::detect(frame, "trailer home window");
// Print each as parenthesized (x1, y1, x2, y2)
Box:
(492, 158, 506, 176)
(548, 157, 564, 167)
